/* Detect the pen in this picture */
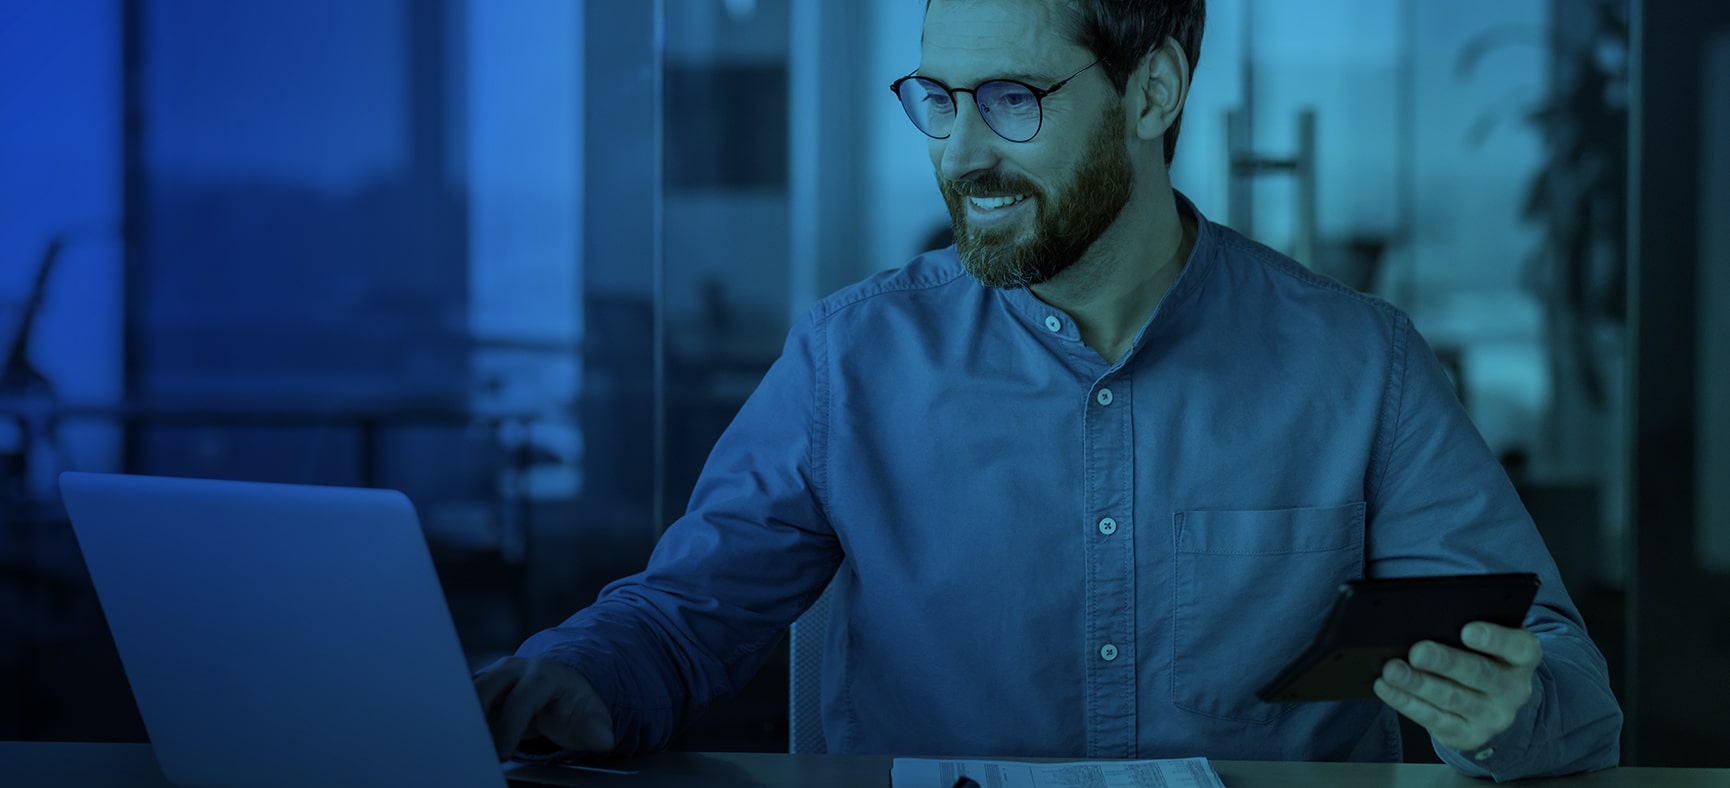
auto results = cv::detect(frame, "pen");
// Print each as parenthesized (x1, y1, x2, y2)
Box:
(951, 777, 980, 788)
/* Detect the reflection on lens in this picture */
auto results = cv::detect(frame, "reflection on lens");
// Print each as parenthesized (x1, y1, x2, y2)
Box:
(898, 77, 957, 138)
(977, 82, 1041, 142)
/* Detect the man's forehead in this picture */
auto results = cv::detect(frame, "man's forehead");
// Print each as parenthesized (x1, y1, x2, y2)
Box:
(919, 0, 1082, 83)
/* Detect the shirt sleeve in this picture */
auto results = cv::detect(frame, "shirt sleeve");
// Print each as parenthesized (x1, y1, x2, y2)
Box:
(514, 307, 841, 754)
(1366, 315, 1623, 780)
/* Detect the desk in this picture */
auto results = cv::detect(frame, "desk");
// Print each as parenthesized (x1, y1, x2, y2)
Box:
(3, 743, 1726, 787)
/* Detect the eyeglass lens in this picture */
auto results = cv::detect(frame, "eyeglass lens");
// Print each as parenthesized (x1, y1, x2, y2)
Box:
(896, 77, 1044, 143)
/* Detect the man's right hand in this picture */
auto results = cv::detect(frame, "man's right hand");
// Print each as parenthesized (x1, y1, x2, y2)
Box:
(473, 656, 617, 761)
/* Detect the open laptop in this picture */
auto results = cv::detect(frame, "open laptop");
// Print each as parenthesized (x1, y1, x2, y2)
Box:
(57, 471, 601, 788)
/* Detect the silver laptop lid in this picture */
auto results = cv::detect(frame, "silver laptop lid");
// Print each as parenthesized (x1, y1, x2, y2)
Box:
(58, 472, 506, 788)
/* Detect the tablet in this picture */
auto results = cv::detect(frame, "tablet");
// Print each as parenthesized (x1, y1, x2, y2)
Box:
(1255, 572, 1540, 703)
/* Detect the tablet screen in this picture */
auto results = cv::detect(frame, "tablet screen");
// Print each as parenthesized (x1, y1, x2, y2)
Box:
(1255, 573, 1541, 703)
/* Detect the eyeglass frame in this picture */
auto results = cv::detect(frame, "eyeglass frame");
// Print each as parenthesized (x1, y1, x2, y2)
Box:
(888, 57, 1107, 143)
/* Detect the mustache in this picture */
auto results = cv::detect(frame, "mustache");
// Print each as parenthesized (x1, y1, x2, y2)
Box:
(941, 172, 1039, 199)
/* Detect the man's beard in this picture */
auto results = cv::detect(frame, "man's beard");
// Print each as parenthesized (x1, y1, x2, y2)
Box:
(939, 105, 1134, 289)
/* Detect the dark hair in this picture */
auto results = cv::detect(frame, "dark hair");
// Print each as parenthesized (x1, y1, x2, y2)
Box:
(1060, 0, 1205, 166)
(927, 0, 1207, 166)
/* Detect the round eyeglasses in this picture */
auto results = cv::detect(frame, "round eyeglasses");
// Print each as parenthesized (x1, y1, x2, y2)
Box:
(890, 58, 1105, 143)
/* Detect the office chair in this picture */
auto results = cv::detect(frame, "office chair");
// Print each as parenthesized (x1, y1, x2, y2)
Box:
(787, 580, 836, 754)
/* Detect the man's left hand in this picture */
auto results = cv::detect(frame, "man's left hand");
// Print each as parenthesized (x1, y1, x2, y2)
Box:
(1373, 621, 1543, 752)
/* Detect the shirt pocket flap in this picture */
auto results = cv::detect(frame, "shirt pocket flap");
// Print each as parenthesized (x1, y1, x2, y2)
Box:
(1168, 502, 1368, 724)
(1176, 503, 1367, 555)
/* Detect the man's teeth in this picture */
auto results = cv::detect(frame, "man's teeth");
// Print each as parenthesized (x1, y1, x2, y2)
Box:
(969, 194, 1029, 210)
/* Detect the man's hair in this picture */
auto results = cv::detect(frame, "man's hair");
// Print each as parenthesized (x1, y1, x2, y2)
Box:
(927, 0, 1207, 166)
(1060, 0, 1205, 166)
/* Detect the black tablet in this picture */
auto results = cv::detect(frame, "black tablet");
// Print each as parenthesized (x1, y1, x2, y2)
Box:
(1255, 572, 1541, 703)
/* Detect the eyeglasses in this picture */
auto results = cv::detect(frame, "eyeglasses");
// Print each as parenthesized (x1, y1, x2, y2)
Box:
(890, 58, 1104, 143)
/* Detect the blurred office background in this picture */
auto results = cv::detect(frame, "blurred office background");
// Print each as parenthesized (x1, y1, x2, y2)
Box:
(1, 0, 1725, 765)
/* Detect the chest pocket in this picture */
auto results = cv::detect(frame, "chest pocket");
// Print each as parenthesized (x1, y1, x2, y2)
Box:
(1170, 503, 1366, 724)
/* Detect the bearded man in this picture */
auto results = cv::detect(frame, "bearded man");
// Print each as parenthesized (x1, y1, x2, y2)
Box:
(475, 0, 1622, 779)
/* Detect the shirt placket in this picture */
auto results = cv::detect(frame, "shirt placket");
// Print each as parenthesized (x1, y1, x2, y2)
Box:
(1083, 372, 1137, 757)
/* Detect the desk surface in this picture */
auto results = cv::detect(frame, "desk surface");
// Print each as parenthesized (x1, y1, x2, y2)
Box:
(3, 742, 1725, 787)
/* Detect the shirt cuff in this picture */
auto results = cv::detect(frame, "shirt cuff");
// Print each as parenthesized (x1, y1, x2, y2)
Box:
(1434, 674, 1544, 780)
(513, 633, 636, 755)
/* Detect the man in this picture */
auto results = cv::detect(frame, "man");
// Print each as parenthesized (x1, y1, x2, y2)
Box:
(475, 0, 1623, 779)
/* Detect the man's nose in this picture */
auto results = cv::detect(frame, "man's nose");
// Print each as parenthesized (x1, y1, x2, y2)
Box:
(936, 95, 1002, 182)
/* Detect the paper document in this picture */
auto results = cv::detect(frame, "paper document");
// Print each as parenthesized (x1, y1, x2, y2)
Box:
(890, 757, 1226, 788)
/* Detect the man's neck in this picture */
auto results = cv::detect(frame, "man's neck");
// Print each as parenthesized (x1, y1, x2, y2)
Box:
(1030, 191, 1197, 365)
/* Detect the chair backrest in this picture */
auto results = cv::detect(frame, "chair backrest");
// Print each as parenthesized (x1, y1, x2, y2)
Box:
(787, 580, 836, 754)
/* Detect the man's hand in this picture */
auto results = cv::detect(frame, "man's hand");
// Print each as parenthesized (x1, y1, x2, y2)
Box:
(1372, 622, 1543, 753)
(473, 656, 616, 762)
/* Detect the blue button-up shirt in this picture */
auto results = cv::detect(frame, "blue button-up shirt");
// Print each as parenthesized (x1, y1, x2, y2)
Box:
(520, 194, 1621, 780)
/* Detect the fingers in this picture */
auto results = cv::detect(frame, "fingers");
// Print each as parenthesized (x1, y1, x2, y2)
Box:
(1375, 629, 1541, 753)
(474, 657, 538, 761)
(540, 688, 617, 753)
(1462, 622, 1543, 668)
(1399, 639, 1533, 716)
(473, 658, 520, 716)
(1380, 656, 1496, 723)
(492, 681, 545, 762)
(472, 656, 617, 761)
(1407, 640, 1501, 694)
(1374, 675, 1495, 752)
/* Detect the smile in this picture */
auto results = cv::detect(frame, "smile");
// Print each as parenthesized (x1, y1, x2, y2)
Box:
(968, 194, 1030, 210)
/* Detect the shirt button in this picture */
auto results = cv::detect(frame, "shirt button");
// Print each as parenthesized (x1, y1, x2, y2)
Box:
(1099, 644, 1118, 661)
(1097, 517, 1117, 535)
(1044, 315, 1062, 332)
(1474, 748, 1495, 761)
(1096, 388, 1113, 406)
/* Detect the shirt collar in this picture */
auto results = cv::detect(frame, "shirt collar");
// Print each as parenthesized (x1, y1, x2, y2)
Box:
(992, 189, 1222, 358)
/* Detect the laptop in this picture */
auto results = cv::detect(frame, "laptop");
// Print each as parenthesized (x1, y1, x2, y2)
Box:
(57, 471, 598, 788)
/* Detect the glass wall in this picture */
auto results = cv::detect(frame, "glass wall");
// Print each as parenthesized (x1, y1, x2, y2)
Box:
(4, 0, 1727, 765)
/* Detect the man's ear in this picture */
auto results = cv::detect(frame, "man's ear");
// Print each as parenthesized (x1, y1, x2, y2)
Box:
(1129, 36, 1191, 142)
